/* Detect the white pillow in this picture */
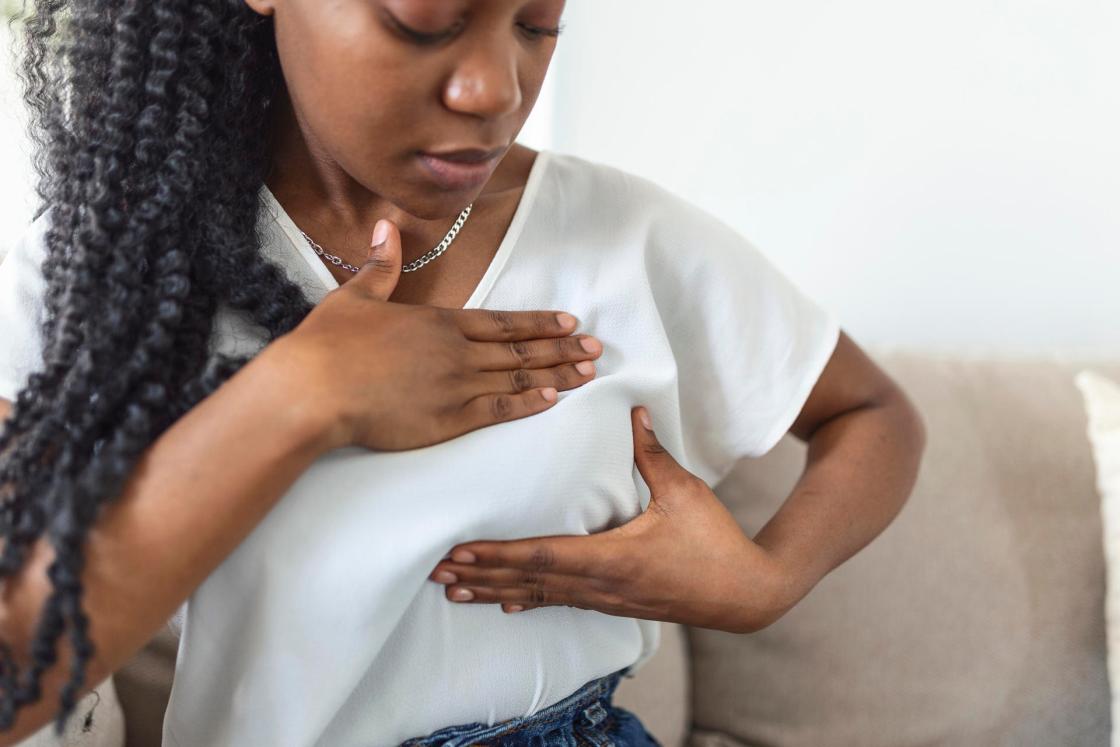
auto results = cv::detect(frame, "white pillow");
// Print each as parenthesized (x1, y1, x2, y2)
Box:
(1075, 370, 1120, 747)
(13, 676, 124, 747)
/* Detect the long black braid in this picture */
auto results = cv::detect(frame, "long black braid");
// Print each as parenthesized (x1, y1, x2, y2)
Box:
(0, 0, 319, 735)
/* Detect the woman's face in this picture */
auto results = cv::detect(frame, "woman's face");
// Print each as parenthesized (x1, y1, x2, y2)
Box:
(245, 0, 565, 219)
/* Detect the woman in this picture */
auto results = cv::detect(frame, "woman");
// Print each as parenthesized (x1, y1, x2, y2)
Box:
(0, 0, 926, 744)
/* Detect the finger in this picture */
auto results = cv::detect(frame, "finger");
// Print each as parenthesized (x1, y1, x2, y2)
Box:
(429, 563, 590, 592)
(457, 387, 560, 432)
(631, 406, 694, 492)
(468, 334, 602, 372)
(443, 583, 582, 609)
(468, 360, 596, 398)
(446, 536, 606, 577)
(452, 308, 581, 342)
(351, 219, 402, 301)
(444, 583, 636, 618)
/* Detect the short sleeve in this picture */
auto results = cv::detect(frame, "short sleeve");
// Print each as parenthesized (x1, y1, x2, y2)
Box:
(0, 209, 52, 402)
(644, 186, 841, 485)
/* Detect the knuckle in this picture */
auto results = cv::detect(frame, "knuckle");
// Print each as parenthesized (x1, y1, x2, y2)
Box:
(535, 313, 554, 336)
(488, 310, 517, 335)
(363, 255, 396, 275)
(665, 472, 703, 497)
(430, 306, 455, 327)
(601, 590, 627, 609)
(508, 340, 533, 367)
(509, 367, 533, 393)
(520, 571, 542, 587)
(682, 472, 709, 492)
(490, 394, 514, 420)
(599, 552, 632, 585)
(529, 545, 555, 571)
(552, 365, 573, 388)
(531, 588, 548, 605)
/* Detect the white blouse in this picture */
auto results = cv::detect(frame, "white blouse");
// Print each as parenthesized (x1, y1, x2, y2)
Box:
(0, 148, 840, 746)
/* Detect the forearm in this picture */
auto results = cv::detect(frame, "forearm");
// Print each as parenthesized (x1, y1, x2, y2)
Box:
(0, 341, 335, 742)
(752, 386, 926, 606)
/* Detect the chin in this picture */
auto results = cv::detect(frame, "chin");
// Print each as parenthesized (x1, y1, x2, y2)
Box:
(400, 188, 484, 221)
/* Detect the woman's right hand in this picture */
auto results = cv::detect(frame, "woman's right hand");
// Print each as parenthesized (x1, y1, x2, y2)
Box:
(261, 218, 602, 453)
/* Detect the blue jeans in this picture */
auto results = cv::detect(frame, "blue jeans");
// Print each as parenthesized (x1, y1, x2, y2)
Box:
(397, 666, 661, 746)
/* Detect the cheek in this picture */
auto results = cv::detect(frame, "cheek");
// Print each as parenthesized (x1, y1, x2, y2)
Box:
(273, 5, 428, 164)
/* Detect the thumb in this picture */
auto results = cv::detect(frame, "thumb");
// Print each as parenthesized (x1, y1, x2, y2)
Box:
(353, 218, 402, 300)
(631, 406, 689, 492)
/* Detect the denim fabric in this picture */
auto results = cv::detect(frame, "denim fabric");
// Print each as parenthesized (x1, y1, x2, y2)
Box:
(397, 667, 661, 746)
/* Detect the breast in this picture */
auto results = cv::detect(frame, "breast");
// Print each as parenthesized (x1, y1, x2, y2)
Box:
(170, 363, 677, 745)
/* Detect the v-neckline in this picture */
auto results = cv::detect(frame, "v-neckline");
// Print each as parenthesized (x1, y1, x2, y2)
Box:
(259, 149, 552, 310)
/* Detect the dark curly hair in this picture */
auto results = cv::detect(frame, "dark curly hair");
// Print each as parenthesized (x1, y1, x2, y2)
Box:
(0, 0, 318, 735)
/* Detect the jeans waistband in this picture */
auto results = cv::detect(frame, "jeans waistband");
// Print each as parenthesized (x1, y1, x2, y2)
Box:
(398, 666, 630, 746)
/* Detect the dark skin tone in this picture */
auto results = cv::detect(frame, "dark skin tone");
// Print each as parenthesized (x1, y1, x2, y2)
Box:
(0, 3, 928, 742)
(241, 0, 927, 634)
(254, 0, 558, 309)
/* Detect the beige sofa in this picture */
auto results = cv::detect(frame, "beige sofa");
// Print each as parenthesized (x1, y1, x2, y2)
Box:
(62, 350, 1120, 745)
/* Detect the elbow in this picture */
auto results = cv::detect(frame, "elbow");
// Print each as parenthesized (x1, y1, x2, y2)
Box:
(897, 384, 928, 458)
(881, 382, 928, 500)
(870, 374, 927, 454)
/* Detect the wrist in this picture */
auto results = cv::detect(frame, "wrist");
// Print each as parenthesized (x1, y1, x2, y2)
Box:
(247, 339, 349, 456)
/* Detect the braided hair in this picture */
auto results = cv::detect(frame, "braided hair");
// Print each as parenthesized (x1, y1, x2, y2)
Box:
(0, 0, 318, 735)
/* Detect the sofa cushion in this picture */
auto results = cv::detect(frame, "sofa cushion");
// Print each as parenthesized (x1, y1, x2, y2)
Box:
(687, 352, 1119, 746)
(111, 624, 179, 747)
(1076, 370, 1120, 746)
(613, 621, 691, 747)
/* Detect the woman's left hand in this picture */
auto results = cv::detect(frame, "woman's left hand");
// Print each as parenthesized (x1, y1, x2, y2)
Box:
(427, 406, 802, 634)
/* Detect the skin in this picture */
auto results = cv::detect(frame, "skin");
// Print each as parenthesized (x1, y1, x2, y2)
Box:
(252, 0, 566, 309)
(0, 14, 927, 740)
(428, 335, 927, 632)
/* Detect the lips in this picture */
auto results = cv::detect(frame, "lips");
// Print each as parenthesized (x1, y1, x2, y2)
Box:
(416, 148, 503, 191)
(422, 146, 506, 164)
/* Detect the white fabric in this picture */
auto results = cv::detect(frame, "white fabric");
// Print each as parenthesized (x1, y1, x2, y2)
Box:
(0, 208, 50, 402)
(0, 148, 841, 746)
(1075, 370, 1120, 747)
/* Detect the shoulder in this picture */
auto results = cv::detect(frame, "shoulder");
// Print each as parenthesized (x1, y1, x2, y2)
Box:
(543, 150, 771, 293)
(542, 150, 747, 253)
(543, 149, 681, 210)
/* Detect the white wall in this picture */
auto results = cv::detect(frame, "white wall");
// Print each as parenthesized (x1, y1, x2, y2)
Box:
(2, 4, 1117, 359)
(547, 0, 1119, 359)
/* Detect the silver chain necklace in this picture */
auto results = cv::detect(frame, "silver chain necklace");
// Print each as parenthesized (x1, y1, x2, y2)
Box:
(298, 203, 473, 274)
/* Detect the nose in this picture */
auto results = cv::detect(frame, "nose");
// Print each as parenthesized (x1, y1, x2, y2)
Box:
(442, 39, 523, 118)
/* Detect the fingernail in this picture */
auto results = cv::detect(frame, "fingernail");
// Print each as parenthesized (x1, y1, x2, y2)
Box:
(638, 407, 653, 430)
(433, 570, 457, 584)
(507, 605, 524, 613)
(556, 312, 577, 329)
(451, 549, 477, 563)
(371, 219, 389, 247)
(580, 336, 601, 353)
(575, 360, 594, 375)
(451, 587, 474, 601)
(540, 387, 558, 402)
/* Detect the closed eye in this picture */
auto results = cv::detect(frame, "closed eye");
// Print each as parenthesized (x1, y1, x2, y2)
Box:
(384, 11, 564, 46)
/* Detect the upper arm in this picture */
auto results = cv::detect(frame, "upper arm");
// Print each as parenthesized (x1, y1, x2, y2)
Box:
(788, 329, 924, 443)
